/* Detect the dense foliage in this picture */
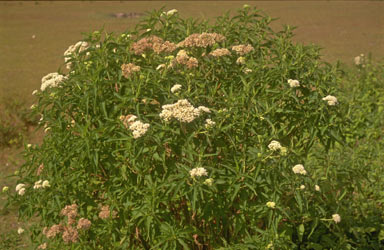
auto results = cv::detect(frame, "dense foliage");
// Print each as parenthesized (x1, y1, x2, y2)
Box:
(4, 6, 384, 249)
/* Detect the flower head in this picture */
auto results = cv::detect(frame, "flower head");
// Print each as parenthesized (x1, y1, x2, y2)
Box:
(18, 188, 26, 196)
(129, 120, 150, 139)
(231, 44, 254, 55)
(42, 180, 50, 188)
(189, 167, 208, 178)
(315, 185, 320, 191)
(17, 227, 24, 234)
(292, 164, 307, 175)
(41, 72, 65, 91)
(236, 57, 245, 65)
(205, 119, 216, 129)
(288, 79, 300, 88)
(15, 183, 25, 192)
(166, 9, 178, 16)
(268, 140, 282, 151)
(34, 180, 43, 189)
(332, 214, 341, 223)
(204, 178, 214, 186)
(2, 186, 9, 193)
(266, 201, 275, 208)
(300, 185, 305, 190)
(171, 84, 182, 93)
(322, 95, 338, 106)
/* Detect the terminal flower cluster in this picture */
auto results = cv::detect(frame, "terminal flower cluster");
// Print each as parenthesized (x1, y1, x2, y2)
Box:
(171, 50, 198, 69)
(189, 167, 208, 178)
(64, 41, 89, 69)
(177, 32, 225, 48)
(33, 180, 50, 189)
(159, 99, 210, 123)
(231, 44, 254, 55)
(209, 48, 231, 57)
(322, 95, 338, 106)
(131, 36, 176, 55)
(292, 164, 307, 175)
(288, 79, 300, 88)
(121, 63, 141, 78)
(41, 73, 66, 91)
(120, 115, 150, 139)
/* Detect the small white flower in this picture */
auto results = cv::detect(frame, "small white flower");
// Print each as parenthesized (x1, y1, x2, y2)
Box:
(300, 185, 305, 190)
(146, 28, 151, 32)
(204, 178, 214, 186)
(2, 186, 9, 192)
(44, 127, 51, 133)
(32, 90, 38, 95)
(268, 140, 282, 151)
(315, 185, 320, 191)
(189, 167, 208, 178)
(15, 184, 25, 192)
(332, 214, 341, 223)
(156, 64, 166, 70)
(288, 79, 300, 88)
(17, 227, 25, 234)
(127, 115, 137, 123)
(243, 68, 253, 74)
(42, 180, 50, 188)
(292, 164, 307, 175)
(166, 9, 178, 16)
(33, 180, 43, 189)
(322, 95, 338, 106)
(205, 119, 216, 129)
(171, 84, 182, 93)
(198, 106, 210, 113)
(236, 57, 245, 65)
(30, 104, 36, 109)
(27, 144, 32, 148)
(18, 188, 26, 196)
(243, 4, 250, 8)
(266, 201, 275, 208)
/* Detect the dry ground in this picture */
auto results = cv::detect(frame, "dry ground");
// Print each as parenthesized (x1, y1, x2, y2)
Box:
(1, 1, 383, 100)
(0, 0, 383, 247)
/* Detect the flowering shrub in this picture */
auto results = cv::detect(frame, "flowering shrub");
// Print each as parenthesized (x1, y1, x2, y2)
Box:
(7, 6, 379, 249)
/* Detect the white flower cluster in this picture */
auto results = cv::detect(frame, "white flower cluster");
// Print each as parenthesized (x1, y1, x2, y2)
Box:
(159, 99, 210, 123)
(288, 79, 300, 88)
(354, 54, 364, 66)
(292, 164, 307, 175)
(268, 140, 282, 151)
(236, 57, 245, 65)
(189, 167, 208, 178)
(332, 214, 341, 223)
(156, 64, 166, 70)
(243, 68, 252, 74)
(16, 183, 26, 196)
(33, 180, 50, 189)
(322, 95, 338, 106)
(127, 116, 150, 139)
(205, 119, 216, 129)
(266, 201, 275, 208)
(171, 84, 182, 93)
(41, 73, 66, 91)
(64, 41, 89, 69)
(166, 9, 178, 16)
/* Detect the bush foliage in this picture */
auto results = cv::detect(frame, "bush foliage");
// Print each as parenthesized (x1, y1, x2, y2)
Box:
(4, 6, 384, 249)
